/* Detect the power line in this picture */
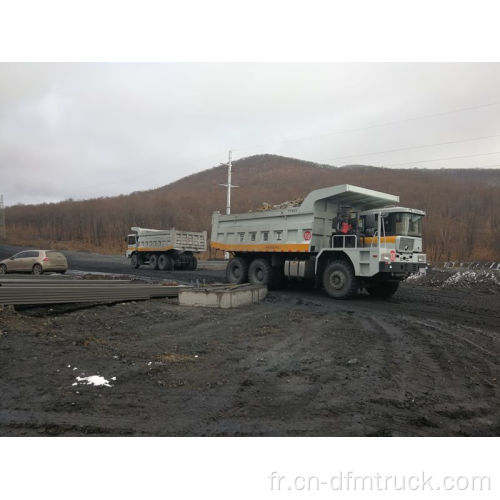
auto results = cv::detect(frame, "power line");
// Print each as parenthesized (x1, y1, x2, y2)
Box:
(381, 150, 500, 168)
(326, 133, 500, 163)
(231, 101, 500, 155)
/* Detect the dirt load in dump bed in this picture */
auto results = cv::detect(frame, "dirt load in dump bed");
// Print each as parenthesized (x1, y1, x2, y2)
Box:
(0, 249, 498, 436)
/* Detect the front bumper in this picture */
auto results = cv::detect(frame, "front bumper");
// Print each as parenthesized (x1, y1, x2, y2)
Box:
(379, 261, 426, 275)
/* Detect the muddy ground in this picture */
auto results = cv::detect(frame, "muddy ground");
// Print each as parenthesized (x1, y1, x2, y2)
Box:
(0, 246, 499, 436)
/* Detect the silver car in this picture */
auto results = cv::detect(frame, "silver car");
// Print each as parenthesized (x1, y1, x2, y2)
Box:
(0, 250, 68, 275)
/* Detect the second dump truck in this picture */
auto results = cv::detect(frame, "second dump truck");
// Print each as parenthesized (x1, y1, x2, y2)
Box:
(126, 227, 207, 270)
(211, 184, 426, 299)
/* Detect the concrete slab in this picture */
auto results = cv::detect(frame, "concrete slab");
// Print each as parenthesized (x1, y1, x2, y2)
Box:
(178, 284, 267, 308)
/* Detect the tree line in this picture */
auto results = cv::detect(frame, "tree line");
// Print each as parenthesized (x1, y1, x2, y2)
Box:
(5, 154, 500, 262)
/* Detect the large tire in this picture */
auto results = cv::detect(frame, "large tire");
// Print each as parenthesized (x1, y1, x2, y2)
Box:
(149, 254, 159, 270)
(0, 264, 7, 274)
(131, 253, 140, 269)
(158, 253, 174, 271)
(248, 258, 273, 287)
(226, 257, 249, 284)
(190, 255, 198, 271)
(322, 260, 359, 299)
(32, 263, 43, 275)
(366, 280, 399, 298)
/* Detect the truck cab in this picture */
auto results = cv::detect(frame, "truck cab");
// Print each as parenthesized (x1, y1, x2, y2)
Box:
(358, 206, 426, 273)
(126, 233, 138, 258)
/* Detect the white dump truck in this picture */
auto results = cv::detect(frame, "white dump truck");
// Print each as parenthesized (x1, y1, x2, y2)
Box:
(211, 184, 427, 299)
(126, 227, 207, 271)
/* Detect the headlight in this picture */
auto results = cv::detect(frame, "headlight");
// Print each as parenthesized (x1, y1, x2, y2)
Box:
(417, 254, 426, 263)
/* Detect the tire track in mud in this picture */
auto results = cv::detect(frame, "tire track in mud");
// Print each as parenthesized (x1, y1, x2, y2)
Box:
(344, 314, 444, 435)
(400, 317, 499, 435)
(352, 313, 499, 435)
(200, 307, 330, 435)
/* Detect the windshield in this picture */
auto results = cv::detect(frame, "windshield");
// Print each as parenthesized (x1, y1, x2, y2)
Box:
(383, 213, 423, 237)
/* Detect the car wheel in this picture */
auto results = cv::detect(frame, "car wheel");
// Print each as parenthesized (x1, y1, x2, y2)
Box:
(0, 264, 7, 274)
(32, 264, 43, 275)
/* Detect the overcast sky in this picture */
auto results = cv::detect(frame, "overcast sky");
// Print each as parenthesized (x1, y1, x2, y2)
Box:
(1, 62, 499, 206)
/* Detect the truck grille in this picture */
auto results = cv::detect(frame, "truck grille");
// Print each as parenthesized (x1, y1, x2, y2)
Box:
(398, 237, 414, 252)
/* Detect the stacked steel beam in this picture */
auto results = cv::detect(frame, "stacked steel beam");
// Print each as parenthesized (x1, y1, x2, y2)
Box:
(0, 276, 181, 305)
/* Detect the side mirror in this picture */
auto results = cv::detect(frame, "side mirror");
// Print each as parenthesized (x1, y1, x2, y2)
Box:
(9, 257, 14, 260)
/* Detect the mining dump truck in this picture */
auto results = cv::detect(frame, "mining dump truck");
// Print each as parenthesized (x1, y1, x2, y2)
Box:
(210, 184, 426, 299)
(126, 227, 207, 270)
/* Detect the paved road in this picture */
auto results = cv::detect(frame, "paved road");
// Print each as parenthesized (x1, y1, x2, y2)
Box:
(0, 244, 226, 284)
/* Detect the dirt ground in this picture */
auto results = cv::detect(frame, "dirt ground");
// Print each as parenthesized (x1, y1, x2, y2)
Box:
(0, 246, 499, 436)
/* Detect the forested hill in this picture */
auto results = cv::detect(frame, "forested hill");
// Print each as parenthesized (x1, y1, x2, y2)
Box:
(5, 154, 500, 261)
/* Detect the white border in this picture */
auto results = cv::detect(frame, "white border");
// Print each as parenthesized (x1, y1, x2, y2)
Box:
(0, 437, 497, 499)
(0, 0, 499, 61)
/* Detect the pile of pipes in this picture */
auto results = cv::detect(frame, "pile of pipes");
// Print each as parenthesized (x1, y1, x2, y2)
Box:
(0, 275, 182, 306)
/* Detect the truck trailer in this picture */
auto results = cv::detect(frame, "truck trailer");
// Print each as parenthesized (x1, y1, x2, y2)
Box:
(210, 184, 426, 299)
(126, 227, 207, 271)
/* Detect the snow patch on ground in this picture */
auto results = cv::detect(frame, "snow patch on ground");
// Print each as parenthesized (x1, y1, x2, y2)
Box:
(442, 270, 500, 289)
(405, 269, 500, 292)
(74, 375, 113, 387)
(405, 273, 425, 282)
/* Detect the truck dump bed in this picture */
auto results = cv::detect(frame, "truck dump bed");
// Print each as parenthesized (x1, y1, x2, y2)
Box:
(210, 184, 399, 253)
(132, 227, 207, 253)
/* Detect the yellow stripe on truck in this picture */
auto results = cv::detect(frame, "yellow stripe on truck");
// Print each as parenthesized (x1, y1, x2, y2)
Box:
(129, 246, 174, 252)
(210, 242, 310, 252)
(362, 236, 397, 245)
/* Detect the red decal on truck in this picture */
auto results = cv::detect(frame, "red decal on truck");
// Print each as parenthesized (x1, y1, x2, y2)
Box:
(303, 231, 312, 241)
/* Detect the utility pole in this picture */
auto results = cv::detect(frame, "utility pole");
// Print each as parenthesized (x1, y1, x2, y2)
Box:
(220, 150, 238, 215)
(0, 195, 5, 241)
(226, 150, 232, 215)
(218, 150, 239, 259)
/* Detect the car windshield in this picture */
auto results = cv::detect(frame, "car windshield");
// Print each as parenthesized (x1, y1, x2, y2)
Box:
(383, 213, 423, 237)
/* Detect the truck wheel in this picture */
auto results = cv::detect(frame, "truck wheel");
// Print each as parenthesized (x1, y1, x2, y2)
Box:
(248, 258, 273, 287)
(322, 260, 359, 299)
(366, 280, 399, 298)
(131, 254, 140, 269)
(189, 255, 198, 271)
(149, 254, 159, 270)
(158, 253, 174, 271)
(226, 257, 248, 284)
